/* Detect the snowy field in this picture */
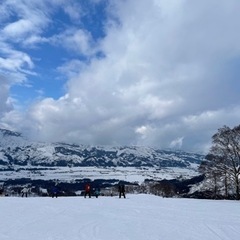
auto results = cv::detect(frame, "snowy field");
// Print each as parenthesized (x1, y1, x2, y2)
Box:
(0, 194, 240, 240)
(0, 166, 199, 183)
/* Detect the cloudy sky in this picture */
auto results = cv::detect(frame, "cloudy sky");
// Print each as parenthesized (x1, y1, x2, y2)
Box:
(1, 0, 240, 153)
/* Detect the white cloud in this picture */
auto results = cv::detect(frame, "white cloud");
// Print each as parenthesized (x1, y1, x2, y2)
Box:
(0, 43, 34, 85)
(57, 60, 86, 79)
(50, 28, 96, 56)
(3, 19, 35, 39)
(0, 76, 13, 117)
(170, 137, 184, 149)
(135, 126, 148, 135)
(63, 2, 83, 22)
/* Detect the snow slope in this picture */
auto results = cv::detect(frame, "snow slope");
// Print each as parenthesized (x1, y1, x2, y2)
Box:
(0, 194, 239, 240)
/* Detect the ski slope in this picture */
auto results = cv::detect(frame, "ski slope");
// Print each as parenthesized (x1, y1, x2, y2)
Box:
(0, 194, 240, 240)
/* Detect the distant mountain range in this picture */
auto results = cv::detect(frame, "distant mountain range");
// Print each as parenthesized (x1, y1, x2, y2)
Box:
(0, 128, 212, 199)
(0, 128, 204, 169)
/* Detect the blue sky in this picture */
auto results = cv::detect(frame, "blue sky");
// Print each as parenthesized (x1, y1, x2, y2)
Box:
(1, 0, 240, 153)
(5, 0, 108, 101)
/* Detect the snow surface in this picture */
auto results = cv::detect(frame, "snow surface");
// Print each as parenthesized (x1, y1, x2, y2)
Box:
(0, 194, 240, 240)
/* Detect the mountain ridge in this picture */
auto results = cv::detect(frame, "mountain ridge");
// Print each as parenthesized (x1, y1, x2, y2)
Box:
(0, 128, 204, 169)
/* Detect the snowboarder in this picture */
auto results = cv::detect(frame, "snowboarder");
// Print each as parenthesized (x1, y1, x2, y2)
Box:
(118, 183, 126, 198)
(84, 183, 91, 198)
(21, 187, 29, 197)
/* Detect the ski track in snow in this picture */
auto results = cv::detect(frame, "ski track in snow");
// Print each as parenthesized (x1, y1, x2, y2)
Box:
(0, 194, 240, 240)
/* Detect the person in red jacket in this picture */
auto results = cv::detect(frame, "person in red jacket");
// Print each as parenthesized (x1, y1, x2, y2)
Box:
(84, 183, 91, 198)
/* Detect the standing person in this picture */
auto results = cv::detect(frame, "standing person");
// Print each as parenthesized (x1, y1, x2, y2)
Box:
(0, 184, 4, 196)
(94, 188, 100, 198)
(21, 187, 29, 197)
(118, 183, 126, 198)
(51, 185, 58, 198)
(84, 183, 91, 198)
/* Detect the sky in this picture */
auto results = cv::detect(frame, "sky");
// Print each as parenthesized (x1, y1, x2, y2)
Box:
(1, 0, 240, 153)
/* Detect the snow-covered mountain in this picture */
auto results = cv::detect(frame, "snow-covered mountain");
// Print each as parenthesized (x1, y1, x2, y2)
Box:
(0, 128, 204, 168)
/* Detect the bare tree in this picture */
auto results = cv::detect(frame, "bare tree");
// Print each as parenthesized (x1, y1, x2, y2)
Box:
(204, 125, 240, 199)
(199, 155, 222, 198)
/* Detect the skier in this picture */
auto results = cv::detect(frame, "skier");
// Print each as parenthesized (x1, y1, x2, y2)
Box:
(84, 183, 91, 198)
(118, 183, 126, 198)
(21, 187, 29, 197)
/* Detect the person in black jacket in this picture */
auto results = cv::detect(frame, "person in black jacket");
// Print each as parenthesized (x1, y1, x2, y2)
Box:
(118, 183, 126, 198)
